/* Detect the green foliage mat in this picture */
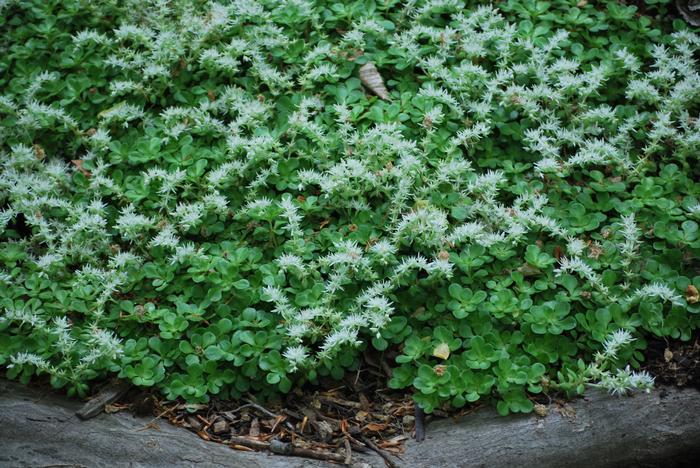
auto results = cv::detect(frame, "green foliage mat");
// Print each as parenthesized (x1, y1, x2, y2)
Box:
(1, 0, 699, 415)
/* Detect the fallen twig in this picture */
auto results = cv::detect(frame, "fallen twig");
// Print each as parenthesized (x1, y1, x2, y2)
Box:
(136, 404, 179, 432)
(76, 379, 133, 420)
(380, 359, 393, 379)
(229, 436, 269, 451)
(230, 402, 274, 418)
(228, 436, 347, 463)
(320, 395, 363, 409)
(360, 435, 398, 468)
(290, 446, 346, 463)
(344, 437, 352, 465)
(414, 403, 426, 443)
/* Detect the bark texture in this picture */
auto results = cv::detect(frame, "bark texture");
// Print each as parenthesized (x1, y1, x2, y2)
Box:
(404, 387, 700, 468)
(0, 379, 336, 467)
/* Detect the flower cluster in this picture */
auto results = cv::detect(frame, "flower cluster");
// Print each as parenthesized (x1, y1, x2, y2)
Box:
(0, 0, 697, 410)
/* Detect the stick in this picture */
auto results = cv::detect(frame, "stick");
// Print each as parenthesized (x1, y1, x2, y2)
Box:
(380, 359, 393, 379)
(75, 379, 133, 420)
(344, 437, 352, 465)
(230, 402, 276, 419)
(291, 446, 346, 463)
(360, 435, 398, 468)
(347, 433, 369, 452)
(319, 395, 363, 409)
(414, 403, 426, 443)
(136, 404, 178, 431)
(228, 436, 347, 463)
(229, 436, 269, 451)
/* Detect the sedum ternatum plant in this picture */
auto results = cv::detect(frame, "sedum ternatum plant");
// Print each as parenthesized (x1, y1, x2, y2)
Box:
(0, 0, 698, 413)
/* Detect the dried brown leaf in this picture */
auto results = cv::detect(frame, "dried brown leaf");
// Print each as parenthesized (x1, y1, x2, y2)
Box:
(432, 343, 450, 360)
(249, 417, 260, 437)
(664, 348, 674, 362)
(363, 422, 388, 432)
(359, 62, 390, 100)
(686, 285, 699, 304)
(71, 159, 91, 177)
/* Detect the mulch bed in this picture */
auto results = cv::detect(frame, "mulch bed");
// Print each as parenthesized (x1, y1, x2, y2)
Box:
(99, 351, 422, 467)
(115, 385, 416, 466)
(101, 350, 483, 467)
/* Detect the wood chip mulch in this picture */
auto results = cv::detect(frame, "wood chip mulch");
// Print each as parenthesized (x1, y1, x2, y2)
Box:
(109, 384, 416, 467)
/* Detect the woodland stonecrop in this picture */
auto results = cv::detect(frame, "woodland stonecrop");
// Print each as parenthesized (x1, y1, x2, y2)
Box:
(0, 0, 698, 412)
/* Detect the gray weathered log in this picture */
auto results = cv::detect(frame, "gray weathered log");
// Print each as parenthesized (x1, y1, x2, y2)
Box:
(0, 379, 342, 467)
(2, 378, 700, 467)
(404, 387, 700, 468)
(75, 378, 133, 420)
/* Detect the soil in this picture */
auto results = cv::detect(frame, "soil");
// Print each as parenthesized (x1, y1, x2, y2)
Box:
(643, 332, 700, 390)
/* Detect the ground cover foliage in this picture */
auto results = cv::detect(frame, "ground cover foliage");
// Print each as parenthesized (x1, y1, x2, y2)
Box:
(1, 0, 699, 415)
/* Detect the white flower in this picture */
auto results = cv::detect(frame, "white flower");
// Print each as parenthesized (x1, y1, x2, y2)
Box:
(321, 327, 360, 354)
(35, 253, 63, 271)
(245, 197, 273, 212)
(283, 345, 310, 372)
(627, 282, 683, 306)
(89, 327, 123, 357)
(276, 254, 306, 273)
(339, 314, 368, 329)
(427, 257, 453, 278)
(596, 366, 655, 396)
(174, 202, 204, 230)
(150, 225, 179, 249)
(279, 198, 303, 236)
(370, 240, 397, 259)
(286, 322, 309, 341)
(170, 242, 204, 265)
(602, 329, 634, 360)
(114, 204, 154, 240)
(394, 206, 449, 248)
(8, 352, 49, 370)
(262, 285, 288, 305)
(555, 256, 609, 295)
(448, 222, 486, 245)
(618, 214, 641, 260)
(628, 369, 655, 393)
(566, 238, 587, 257)
(1, 306, 46, 328)
(108, 252, 142, 269)
(296, 307, 323, 321)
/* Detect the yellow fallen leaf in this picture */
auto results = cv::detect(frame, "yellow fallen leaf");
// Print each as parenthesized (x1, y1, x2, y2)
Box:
(664, 348, 674, 362)
(432, 342, 450, 360)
